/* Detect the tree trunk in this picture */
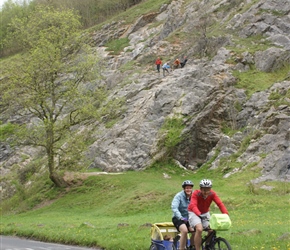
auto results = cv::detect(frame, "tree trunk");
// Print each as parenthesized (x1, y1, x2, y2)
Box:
(49, 172, 68, 188)
(46, 122, 68, 188)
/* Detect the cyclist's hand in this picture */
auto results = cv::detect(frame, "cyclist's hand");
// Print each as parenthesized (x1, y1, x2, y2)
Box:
(199, 213, 207, 218)
(181, 217, 188, 222)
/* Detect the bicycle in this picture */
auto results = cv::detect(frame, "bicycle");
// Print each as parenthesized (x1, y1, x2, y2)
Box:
(172, 215, 232, 250)
(172, 228, 231, 250)
(149, 215, 231, 250)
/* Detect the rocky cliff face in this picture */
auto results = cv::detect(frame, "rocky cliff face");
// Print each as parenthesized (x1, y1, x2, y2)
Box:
(87, 0, 290, 182)
(1, 0, 290, 198)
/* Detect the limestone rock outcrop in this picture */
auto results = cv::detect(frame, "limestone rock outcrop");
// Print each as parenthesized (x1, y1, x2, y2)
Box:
(1, 0, 290, 199)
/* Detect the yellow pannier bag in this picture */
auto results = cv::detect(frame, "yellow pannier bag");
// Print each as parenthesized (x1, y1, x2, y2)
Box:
(209, 214, 232, 231)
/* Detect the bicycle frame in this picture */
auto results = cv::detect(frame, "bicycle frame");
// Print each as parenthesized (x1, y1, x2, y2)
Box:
(172, 216, 232, 250)
(201, 229, 216, 248)
(201, 229, 232, 250)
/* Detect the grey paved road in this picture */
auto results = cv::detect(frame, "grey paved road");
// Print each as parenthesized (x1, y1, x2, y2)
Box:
(0, 236, 101, 250)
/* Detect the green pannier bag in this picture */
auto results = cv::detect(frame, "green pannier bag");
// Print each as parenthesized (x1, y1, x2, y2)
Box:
(209, 214, 232, 231)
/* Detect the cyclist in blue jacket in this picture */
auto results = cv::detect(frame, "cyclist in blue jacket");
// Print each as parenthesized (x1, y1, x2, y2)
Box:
(171, 180, 195, 250)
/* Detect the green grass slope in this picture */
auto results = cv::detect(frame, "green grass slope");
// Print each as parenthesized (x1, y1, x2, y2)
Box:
(1, 162, 289, 250)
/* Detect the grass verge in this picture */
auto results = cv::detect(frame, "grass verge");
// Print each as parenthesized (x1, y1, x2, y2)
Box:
(1, 162, 290, 250)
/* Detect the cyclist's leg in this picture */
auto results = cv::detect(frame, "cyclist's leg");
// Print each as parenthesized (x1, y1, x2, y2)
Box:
(201, 212, 211, 247)
(187, 224, 195, 247)
(189, 231, 195, 248)
(189, 211, 203, 250)
(178, 223, 189, 250)
(172, 217, 188, 250)
(205, 229, 213, 245)
(194, 224, 203, 249)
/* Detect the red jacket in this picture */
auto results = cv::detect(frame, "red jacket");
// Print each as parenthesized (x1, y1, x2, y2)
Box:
(155, 59, 162, 65)
(188, 189, 228, 215)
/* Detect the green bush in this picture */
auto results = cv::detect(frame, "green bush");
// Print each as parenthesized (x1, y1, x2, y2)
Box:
(159, 117, 185, 152)
(0, 122, 16, 141)
(105, 37, 130, 55)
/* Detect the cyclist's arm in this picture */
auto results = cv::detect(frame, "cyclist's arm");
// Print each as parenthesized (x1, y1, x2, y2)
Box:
(213, 193, 228, 214)
(171, 194, 182, 219)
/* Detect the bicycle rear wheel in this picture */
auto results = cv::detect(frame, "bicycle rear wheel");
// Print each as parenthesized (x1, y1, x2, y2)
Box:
(212, 237, 232, 250)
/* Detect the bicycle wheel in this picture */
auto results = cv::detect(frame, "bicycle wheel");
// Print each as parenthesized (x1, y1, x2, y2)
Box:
(212, 237, 232, 250)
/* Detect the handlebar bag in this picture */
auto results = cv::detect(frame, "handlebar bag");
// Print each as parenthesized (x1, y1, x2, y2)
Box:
(209, 214, 232, 231)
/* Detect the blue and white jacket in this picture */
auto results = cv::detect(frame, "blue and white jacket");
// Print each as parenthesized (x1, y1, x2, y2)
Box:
(162, 63, 170, 69)
(171, 190, 191, 219)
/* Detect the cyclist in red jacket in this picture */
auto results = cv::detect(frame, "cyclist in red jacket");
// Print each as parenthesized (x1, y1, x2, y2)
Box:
(188, 179, 228, 250)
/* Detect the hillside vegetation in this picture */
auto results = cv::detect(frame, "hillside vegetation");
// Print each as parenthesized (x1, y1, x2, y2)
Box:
(0, 0, 144, 56)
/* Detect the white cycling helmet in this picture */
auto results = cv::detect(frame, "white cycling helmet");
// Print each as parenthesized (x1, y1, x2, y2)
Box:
(182, 180, 194, 188)
(199, 179, 212, 188)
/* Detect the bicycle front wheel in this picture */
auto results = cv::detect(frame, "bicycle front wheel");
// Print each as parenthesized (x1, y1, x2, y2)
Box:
(212, 237, 232, 250)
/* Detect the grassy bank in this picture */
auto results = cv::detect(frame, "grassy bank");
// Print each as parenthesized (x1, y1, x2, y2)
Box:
(1, 162, 289, 250)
